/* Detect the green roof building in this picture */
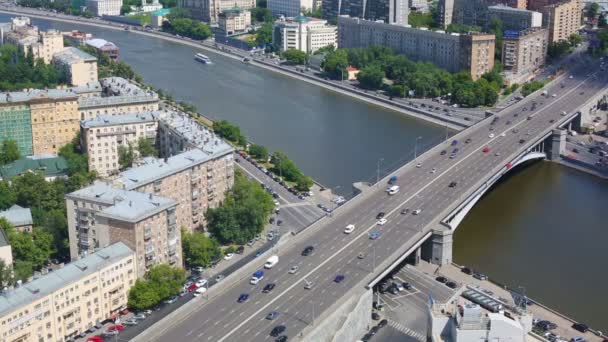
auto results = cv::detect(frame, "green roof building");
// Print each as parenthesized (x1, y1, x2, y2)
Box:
(0, 101, 33, 156)
(0, 155, 69, 181)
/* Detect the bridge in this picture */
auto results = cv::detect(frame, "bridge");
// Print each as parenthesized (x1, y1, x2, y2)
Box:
(134, 56, 608, 342)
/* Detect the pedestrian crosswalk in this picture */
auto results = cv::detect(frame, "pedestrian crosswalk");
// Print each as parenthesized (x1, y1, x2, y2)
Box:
(388, 319, 426, 341)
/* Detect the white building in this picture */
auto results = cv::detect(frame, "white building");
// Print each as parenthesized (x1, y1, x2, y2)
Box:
(272, 15, 337, 54)
(53, 47, 99, 87)
(87, 0, 123, 16)
(268, 0, 313, 17)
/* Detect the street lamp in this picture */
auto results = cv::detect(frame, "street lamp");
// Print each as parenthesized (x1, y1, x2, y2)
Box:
(414, 136, 423, 159)
(376, 158, 384, 186)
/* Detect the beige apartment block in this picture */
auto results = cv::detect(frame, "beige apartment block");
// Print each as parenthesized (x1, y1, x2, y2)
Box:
(53, 47, 98, 87)
(531, 0, 581, 42)
(218, 6, 251, 34)
(29, 90, 80, 154)
(502, 28, 549, 85)
(461, 33, 496, 81)
(0, 242, 136, 342)
(81, 112, 160, 177)
(4, 26, 64, 64)
(65, 182, 180, 276)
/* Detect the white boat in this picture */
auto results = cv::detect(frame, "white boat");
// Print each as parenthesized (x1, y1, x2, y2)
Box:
(195, 53, 211, 64)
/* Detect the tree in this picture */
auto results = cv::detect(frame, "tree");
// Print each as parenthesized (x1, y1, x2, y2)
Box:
(145, 264, 186, 300)
(159, 0, 176, 7)
(547, 40, 571, 60)
(118, 144, 135, 170)
(251, 7, 273, 23)
(213, 120, 247, 146)
(0, 259, 13, 287)
(282, 49, 307, 65)
(408, 12, 437, 28)
(588, 2, 600, 18)
(446, 23, 481, 33)
(568, 33, 583, 47)
(356, 65, 385, 90)
(255, 23, 273, 46)
(489, 18, 504, 59)
(270, 151, 303, 183)
(182, 231, 221, 268)
(164, 18, 212, 40)
(0, 181, 16, 210)
(521, 80, 545, 97)
(321, 49, 349, 79)
(0, 43, 63, 91)
(137, 138, 157, 158)
(40, 209, 69, 260)
(166, 7, 191, 20)
(295, 175, 313, 192)
(128, 279, 161, 311)
(249, 144, 269, 160)
(120, 4, 132, 14)
(3, 219, 55, 279)
(0, 139, 21, 165)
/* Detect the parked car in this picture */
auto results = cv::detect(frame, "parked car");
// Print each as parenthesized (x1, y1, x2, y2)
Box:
(236, 246, 245, 254)
(473, 273, 488, 281)
(124, 318, 139, 326)
(436, 276, 448, 283)
(445, 281, 458, 289)
(461, 267, 472, 274)
(572, 323, 589, 333)
(378, 319, 388, 328)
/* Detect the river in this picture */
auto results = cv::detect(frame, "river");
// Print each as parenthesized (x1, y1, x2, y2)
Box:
(2, 13, 607, 332)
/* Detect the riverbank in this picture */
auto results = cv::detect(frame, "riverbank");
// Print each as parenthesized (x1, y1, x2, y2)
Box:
(0, 6, 464, 131)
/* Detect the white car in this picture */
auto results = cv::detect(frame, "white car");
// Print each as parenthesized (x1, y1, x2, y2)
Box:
(224, 253, 234, 260)
(288, 265, 299, 274)
(488, 133, 495, 138)
(377, 218, 388, 225)
(561, 111, 567, 116)
(195, 278, 208, 288)
(193, 287, 207, 297)
(552, 94, 557, 97)
(500, 132, 506, 137)
(273, 200, 280, 206)
(430, 168, 437, 174)
(386, 185, 399, 195)
(413, 209, 422, 215)
(569, 75, 574, 79)
(344, 224, 355, 234)
(416, 163, 422, 168)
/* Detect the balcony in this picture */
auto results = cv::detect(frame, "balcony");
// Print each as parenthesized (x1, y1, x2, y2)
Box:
(145, 257, 155, 267)
(167, 216, 176, 226)
(145, 246, 154, 255)
(192, 191, 199, 200)
(168, 246, 177, 256)
(168, 238, 178, 246)
(144, 228, 152, 240)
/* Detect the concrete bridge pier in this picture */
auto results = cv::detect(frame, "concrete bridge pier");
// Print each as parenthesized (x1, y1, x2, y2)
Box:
(421, 228, 453, 266)
(547, 129, 566, 161)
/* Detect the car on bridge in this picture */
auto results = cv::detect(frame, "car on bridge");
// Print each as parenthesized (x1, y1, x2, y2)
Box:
(237, 293, 249, 303)
(266, 311, 280, 320)
(334, 275, 345, 283)
(369, 231, 381, 240)
(262, 283, 276, 293)
(451, 140, 458, 146)
(388, 175, 398, 184)
(413, 209, 422, 215)
(344, 224, 355, 234)
(376, 212, 385, 219)
(440, 150, 447, 155)
(270, 325, 286, 337)
(275, 336, 288, 342)
(483, 147, 491, 153)
(302, 246, 314, 256)
(449, 182, 457, 188)
(386, 185, 400, 195)
(489, 133, 495, 138)
(377, 218, 388, 225)
(465, 138, 472, 144)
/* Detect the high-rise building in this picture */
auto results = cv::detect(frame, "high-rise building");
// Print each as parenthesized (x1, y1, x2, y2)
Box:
(0, 242, 136, 342)
(502, 28, 549, 84)
(86, 0, 123, 16)
(66, 182, 179, 276)
(272, 16, 338, 54)
(531, 0, 582, 42)
(80, 112, 160, 177)
(268, 0, 314, 17)
(322, 0, 409, 25)
(337, 16, 495, 79)
(487, 5, 543, 31)
(437, 0, 454, 28)
(178, 0, 255, 24)
(218, 6, 252, 34)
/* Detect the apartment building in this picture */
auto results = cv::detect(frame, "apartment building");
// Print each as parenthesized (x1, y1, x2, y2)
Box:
(0, 94, 33, 156)
(502, 28, 549, 84)
(534, 0, 582, 42)
(218, 6, 252, 34)
(78, 77, 159, 121)
(487, 5, 542, 31)
(80, 112, 160, 176)
(86, 0, 123, 16)
(337, 16, 495, 79)
(5, 27, 64, 64)
(437, 0, 454, 28)
(268, 0, 314, 17)
(53, 47, 99, 87)
(322, 0, 409, 25)
(0, 242, 136, 342)
(273, 16, 338, 54)
(66, 182, 179, 276)
(178, 0, 255, 24)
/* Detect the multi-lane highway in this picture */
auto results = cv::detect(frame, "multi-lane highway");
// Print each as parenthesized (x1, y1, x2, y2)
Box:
(145, 56, 608, 342)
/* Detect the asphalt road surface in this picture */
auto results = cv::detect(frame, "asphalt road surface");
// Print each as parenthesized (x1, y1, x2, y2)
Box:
(143, 57, 608, 342)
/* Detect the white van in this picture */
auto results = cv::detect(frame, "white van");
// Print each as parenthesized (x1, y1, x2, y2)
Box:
(264, 255, 279, 269)
(386, 185, 400, 195)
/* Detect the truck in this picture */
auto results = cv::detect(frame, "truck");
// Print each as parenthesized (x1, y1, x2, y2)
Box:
(264, 255, 279, 269)
(250, 270, 264, 284)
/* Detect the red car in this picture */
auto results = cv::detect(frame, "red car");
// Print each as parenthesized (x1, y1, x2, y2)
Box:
(482, 147, 491, 153)
(107, 324, 124, 331)
(187, 283, 198, 292)
(87, 336, 103, 342)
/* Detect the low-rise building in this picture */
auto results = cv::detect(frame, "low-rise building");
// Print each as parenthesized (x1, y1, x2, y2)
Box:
(80, 112, 160, 176)
(66, 182, 179, 277)
(487, 5, 542, 31)
(0, 155, 69, 181)
(337, 16, 495, 80)
(86, 0, 123, 16)
(53, 47, 99, 87)
(85, 38, 119, 60)
(0, 242, 136, 342)
(502, 28, 549, 85)
(0, 205, 33, 233)
(272, 15, 337, 54)
(218, 6, 251, 34)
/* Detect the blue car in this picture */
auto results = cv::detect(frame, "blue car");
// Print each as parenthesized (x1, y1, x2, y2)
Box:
(452, 148, 459, 154)
(334, 275, 345, 283)
(451, 140, 458, 146)
(369, 231, 381, 240)
(237, 293, 249, 303)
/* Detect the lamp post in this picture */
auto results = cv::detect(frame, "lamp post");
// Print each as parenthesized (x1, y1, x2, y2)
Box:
(376, 158, 384, 186)
(414, 136, 423, 159)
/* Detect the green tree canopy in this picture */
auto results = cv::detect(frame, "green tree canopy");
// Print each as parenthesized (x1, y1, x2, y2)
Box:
(163, 18, 212, 40)
(588, 2, 600, 18)
(128, 279, 161, 311)
(118, 144, 135, 170)
(251, 7, 273, 22)
(182, 230, 221, 268)
(213, 120, 247, 146)
(249, 144, 269, 160)
(356, 65, 385, 90)
(137, 138, 158, 157)
(0, 44, 64, 91)
(256, 23, 273, 46)
(0, 181, 16, 210)
(321, 49, 349, 79)
(282, 49, 307, 65)
(0, 140, 21, 165)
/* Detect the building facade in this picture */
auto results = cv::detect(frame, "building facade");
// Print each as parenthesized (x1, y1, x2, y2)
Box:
(0, 243, 136, 342)
(487, 5, 542, 31)
(29, 90, 80, 155)
(267, 0, 314, 17)
(534, 0, 582, 42)
(322, 0, 409, 25)
(80, 112, 160, 177)
(5, 27, 64, 65)
(218, 6, 252, 34)
(66, 183, 179, 277)
(85, 38, 119, 60)
(0, 96, 33, 156)
(178, 0, 255, 24)
(273, 16, 338, 54)
(502, 28, 549, 84)
(437, 0, 454, 28)
(337, 16, 495, 79)
(0, 229, 12, 271)
(52, 47, 99, 87)
(86, 0, 123, 16)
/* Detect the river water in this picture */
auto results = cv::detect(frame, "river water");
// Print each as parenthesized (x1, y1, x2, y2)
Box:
(2, 13, 606, 332)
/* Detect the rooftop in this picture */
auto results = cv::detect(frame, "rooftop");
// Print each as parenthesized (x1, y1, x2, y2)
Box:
(488, 4, 537, 13)
(0, 155, 68, 180)
(0, 88, 78, 105)
(152, 8, 171, 16)
(116, 148, 232, 190)
(81, 111, 161, 128)
(53, 47, 97, 64)
(67, 181, 176, 222)
(85, 38, 118, 50)
(0, 205, 33, 227)
(0, 242, 134, 318)
(160, 111, 233, 156)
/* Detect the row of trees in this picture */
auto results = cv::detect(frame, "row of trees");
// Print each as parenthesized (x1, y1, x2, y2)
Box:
(78, 45, 143, 82)
(127, 264, 186, 311)
(17, 0, 95, 17)
(0, 44, 65, 91)
(161, 9, 212, 40)
(547, 33, 583, 60)
(213, 120, 247, 146)
(321, 46, 501, 107)
(270, 152, 314, 191)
